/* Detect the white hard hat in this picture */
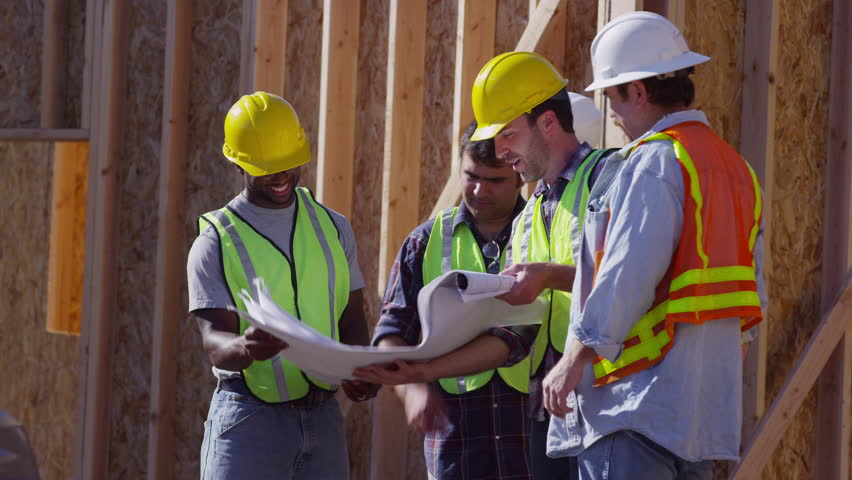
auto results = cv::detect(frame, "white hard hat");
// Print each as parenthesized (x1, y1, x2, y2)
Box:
(569, 92, 603, 146)
(585, 11, 709, 91)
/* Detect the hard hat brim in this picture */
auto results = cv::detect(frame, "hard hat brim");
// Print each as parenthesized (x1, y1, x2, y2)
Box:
(471, 122, 506, 141)
(585, 51, 710, 91)
(224, 139, 312, 177)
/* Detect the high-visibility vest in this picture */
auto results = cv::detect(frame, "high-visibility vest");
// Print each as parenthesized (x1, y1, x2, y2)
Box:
(592, 121, 763, 386)
(511, 149, 610, 374)
(422, 207, 530, 394)
(198, 187, 350, 402)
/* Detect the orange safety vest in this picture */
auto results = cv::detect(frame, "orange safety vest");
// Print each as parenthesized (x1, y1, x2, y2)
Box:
(592, 121, 763, 387)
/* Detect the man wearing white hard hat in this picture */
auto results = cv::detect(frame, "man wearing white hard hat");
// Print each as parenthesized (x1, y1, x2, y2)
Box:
(540, 11, 766, 480)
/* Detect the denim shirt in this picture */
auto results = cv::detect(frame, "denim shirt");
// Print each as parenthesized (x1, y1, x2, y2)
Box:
(546, 110, 767, 462)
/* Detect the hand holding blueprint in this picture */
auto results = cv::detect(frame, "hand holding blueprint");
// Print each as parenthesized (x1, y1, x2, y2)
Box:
(233, 270, 545, 383)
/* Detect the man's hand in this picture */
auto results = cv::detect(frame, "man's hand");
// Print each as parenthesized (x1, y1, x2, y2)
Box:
(340, 379, 380, 402)
(352, 359, 432, 385)
(400, 383, 449, 434)
(243, 325, 288, 362)
(542, 338, 597, 418)
(497, 262, 557, 305)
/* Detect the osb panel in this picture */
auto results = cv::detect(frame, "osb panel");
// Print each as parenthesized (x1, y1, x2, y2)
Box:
(175, 0, 244, 478)
(761, 0, 832, 478)
(352, 0, 388, 476)
(107, 1, 167, 477)
(562, 0, 598, 92)
(418, 0, 456, 222)
(0, 142, 79, 480)
(284, 0, 322, 193)
(684, 0, 745, 149)
(0, 2, 42, 127)
(64, 0, 87, 128)
(495, 0, 528, 55)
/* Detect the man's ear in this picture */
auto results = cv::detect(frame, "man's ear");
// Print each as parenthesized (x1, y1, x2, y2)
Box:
(536, 110, 557, 135)
(631, 80, 648, 106)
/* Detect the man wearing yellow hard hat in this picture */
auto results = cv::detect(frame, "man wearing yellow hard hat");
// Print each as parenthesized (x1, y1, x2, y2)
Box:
(471, 50, 616, 479)
(187, 92, 378, 479)
(541, 12, 765, 480)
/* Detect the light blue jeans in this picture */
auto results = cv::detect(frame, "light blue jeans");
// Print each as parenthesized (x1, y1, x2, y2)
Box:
(200, 381, 349, 479)
(578, 430, 712, 480)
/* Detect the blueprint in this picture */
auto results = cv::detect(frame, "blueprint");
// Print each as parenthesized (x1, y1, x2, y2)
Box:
(232, 270, 546, 383)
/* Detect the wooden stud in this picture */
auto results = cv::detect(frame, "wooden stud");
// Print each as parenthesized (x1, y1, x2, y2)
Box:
(430, 0, 562, 218)
(429, 0, 497, 220)
(730, 279, 852, 480)
(738, 0, 779, 445)
(46, 141, 88, 336)
(814, 0, 851, 476)
(0, 129, 89, 141)
(317, 0, 361, 218)
(145, 2, 193, 480)
(239, 0, 258, 95)
(253, 0, 288, 96)
(74, 0, 130, 478)
(372, 2, 428, 478)
(41, 0, 66, 128)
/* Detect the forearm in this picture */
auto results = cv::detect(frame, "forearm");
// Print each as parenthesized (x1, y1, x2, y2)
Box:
(377, 335, 414, 400)
(422, 334, 509, 381)
(197, 321, 252, 371)
(542, 263, 576, 292)
(338, 289, 370, 346)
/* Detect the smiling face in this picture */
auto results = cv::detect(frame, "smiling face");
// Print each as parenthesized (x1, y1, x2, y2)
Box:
(494, 115, 551, 184)
(241, 165, 302, 208)
(460, 151, 521, 227)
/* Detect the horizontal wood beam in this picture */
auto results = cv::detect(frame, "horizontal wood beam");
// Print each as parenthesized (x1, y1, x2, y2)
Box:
(0, 129, 89, 142)
(730, 278, 852, 480)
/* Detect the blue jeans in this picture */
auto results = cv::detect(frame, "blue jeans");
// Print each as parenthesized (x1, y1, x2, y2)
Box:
(200, 380, 349, 479)
(530, 413, 578, 480)
(578, 431, 712, 480)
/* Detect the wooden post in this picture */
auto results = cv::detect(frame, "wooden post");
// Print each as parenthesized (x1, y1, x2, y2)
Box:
(372, 2, 428, 478)
(41, 0, 66, 128)
(239, 0, 257, 95)
(317, 0, 361, 218)
(730, 280, 852, 480)
(47, 141, 88, 335)
(146, 2, 193, 479)
(253, 0, 288, 96)
(430, 0, 497, 220)
(738, 0, 778, 445)
(814, 0, 852, 477)
(74, 0, 130, 478)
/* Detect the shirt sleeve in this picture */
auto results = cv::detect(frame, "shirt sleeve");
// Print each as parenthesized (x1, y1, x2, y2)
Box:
(569, 142, 685, 362)
(742, 225, 767, 343)
(328, 210, 366, 291)
(484, 325, 539, 367)
(186, 225, 233, 312)
(372, 231, 429, 347)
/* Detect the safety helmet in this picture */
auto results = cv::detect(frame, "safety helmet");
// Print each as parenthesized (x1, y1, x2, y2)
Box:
(222, 92, 311, 177)
(471, 51, 568, 140)
(568, 92, 603, 147)
(585, 11, 709, 91)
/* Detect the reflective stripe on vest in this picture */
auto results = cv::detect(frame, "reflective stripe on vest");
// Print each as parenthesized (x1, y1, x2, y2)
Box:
(422, 207, 530, 394)
(592, 122, 763, 386)
(198, 187, 350, 402)
(512, 149, 608, 374)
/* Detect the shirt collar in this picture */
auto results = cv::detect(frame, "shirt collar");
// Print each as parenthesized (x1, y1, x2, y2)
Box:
(455, 196, 526, 242)
(619, 109, 711, 156)
(533, 141, 594, 197)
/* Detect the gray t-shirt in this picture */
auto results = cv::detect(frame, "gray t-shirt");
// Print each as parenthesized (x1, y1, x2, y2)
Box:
(187, 190, 366, 379)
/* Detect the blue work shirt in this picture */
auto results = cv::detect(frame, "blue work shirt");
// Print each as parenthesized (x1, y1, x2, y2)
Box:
(547, 110, 766, 462)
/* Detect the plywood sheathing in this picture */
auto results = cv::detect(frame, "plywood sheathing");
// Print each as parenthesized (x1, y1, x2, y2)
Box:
(0, 3, 42, 128)
(0, 142, 80, 480)
(761, 0, 833, 478)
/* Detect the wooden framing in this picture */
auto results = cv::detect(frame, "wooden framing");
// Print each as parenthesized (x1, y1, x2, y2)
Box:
(593, 0, 637, 149)
(316, 0, 361, 218)
(253, 0, 288, 96)
(738, 0, 779, 444)
(0, 128, 89, 141)
(41, 0, 66, 128)
(146, 2, 193, 479)
(814, 0, 851, 477)
(373, 2, 428, 478)
(74, 0, 130, 478)
(731, 279, 852, 480)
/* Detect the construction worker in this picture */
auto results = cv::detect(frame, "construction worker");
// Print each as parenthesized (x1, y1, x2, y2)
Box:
(541, 12, 765, 480)
(187, 92, 378, 479)
(361, 120, 536, 479)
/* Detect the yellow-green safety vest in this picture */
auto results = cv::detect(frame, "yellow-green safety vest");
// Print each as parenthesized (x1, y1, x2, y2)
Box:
(198, 187, 350, 403)
(422, 207, 530, 394)
(511, 149, 609, 374)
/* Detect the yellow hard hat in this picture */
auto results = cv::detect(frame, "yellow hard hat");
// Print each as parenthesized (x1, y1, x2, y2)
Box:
(470, 52, 568, 140)
(222, 92, 311, 177)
